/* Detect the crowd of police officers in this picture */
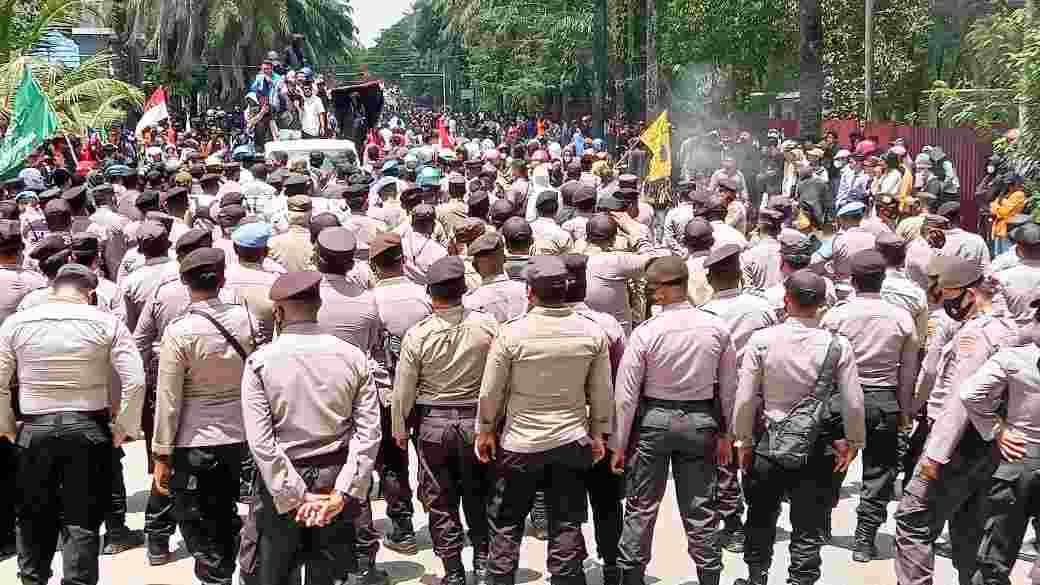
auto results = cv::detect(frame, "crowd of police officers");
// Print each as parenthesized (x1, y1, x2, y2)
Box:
(0, 154, 1037, 585)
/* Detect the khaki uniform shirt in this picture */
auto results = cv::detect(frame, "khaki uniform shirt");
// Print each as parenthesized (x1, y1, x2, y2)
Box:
(391, 305, 499, 437)
(612, 302, 738, 451)
(530, 217, 573, 256)
(268, 225, 314, 273)
(741, 237, 783, 291)
(225, 261, 279, 345)
(663, 203, 696, 257)
(116, 256, 176, 332)
(0, 265, 46, 323)
(961, 343, 1040, 446)
(0, 297, 145, 437)
(821, 292, 921, 416)
(463, 274, 528, 323)
(436, 199, 469, 236)
(317, 273, 381, 355)
(371, 276, 432, 402)
(709, 220, 749, 251)
(242, 322, 381, 513)
(700, 288, 778, 364)
(686, 252, 714, 307)
(942, 228, 991, 271)
(562, 212, 594, 243)
(153, 299, 255, 455)
(477, 306, 613, 453)
(734, 316, 866, 449)
(831, 226, 877, 280)
(880, 267, 929, 343)
(996, 260, 1040, 324)
(571, 302, 626, 380)
(586, 250, 653, 335)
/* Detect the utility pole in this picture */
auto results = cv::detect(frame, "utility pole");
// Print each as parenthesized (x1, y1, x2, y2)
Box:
(645, 0, 658, 120)
(864, 0, 874, 121)
(593, 0, 608, 140)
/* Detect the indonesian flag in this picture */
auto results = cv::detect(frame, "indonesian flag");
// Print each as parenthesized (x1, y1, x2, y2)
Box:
(437, 114, 454, 148)
(135, 86, 169, 138)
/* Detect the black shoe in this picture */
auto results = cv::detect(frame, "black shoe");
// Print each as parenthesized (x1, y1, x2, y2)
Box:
(442, 569, 468, 585)
(852, 542, 877, 563)
(602, 565, 621, 585)
(696, 571, 720, 585)
(732, 577, 766, 585)
(383, 519, 419, 555)
(0, 539, 15, 559)
(102, 527, 144, 555)
(723, 525, 745, 553)
(472, 550, 489, 585)
(147, 536, 172, 566)
(620, 568, 644, 585)
(353, 566, 391, 585)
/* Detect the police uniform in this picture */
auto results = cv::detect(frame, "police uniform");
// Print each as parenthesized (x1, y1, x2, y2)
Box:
(501, 218, 533, 281)
(893, 258, 1016, 585)
(613, 256, 736, 585)
(242, 271, 382, 585)
(401, 205, 449, 286)
(315, 228, 381, 353)
(560, 187, 596, 243)
(436, 177, 469, 236)
(937, 202, 991, 270)
(463, 234, 528, 323)
(831, 202, 878, 282)
(0, 264, 145, 585)
(876, 233, 929, 342)
(662, 200, 696, 257)
(224, 222, 280, 345)
(115, 221, 175, 331)
(583, 215, 657, 335)
(392, 257, 499, 585)
(480, 256, 613, 585)
(963, 304, 1040, 584)
(268, 195, 316, 272)
(683, 219, 715, 306)
(733, 270, 866, 585)
(699, 246, 779, 549)
(740, 209, 784, 291)
(530, 192, 573, 255)
(994, 222, 1040, 325)
(152, 248, 255, 584)
(820, 250, 921, 560)
(989, 215, 1033, 273)
(904, 214, 949, 291)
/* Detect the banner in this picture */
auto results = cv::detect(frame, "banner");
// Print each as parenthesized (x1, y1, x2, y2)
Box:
(135, 86, 169, 138)
(640, 111, 671, 182)
(0, 67, 60, 179)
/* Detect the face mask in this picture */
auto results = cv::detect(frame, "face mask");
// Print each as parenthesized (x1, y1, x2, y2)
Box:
(987, 165, 996, 174)
(834, 160, 846, 169)
(943, 289, 974, 322)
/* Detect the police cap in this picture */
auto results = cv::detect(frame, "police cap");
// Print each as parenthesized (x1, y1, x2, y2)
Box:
(217, 204, 247, 228)
(645, 256, 689, 285)
(455, 218, 486, 245)
(597, 193, 628, 212)
(468, 232, 502, 257)
(938, 256, 984, 289)
(162, 186, 189, 204)
(231, 222, 272, 248)
(316, 227, 357, 255)
(427, 256, 467, 286)
(283, 175, 310, 195)
(490, 199, 516, 224)
(53, 263, 98, 290)
(535, 190, 558, 210)
(136, 189, 160, 208)
(704, 243, 742, 272)
(785, 269, 827, 305)
(370, 232, 404, 263)
(1012, 221, 1040, 246)
(501, 217, 533, 242)
(175, 229, 213, 256)
(220, 192, 245, 208)
(573, 185, 597, 205)
(617, 174, 639, 189)
(44, 198, 72, 217)
(523, 255, 569, 294)
(269, 271, 323, 302)
(683, 218, 714, 244)
(586, 213, 617, 241)
(70, 232, 100, 253)
(179, 247, 226, 274)
(850, 249, 886, 277)
(29, 234, 70, 261)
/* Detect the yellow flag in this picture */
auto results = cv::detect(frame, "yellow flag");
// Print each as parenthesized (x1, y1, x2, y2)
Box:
(639, 111, 671, 182)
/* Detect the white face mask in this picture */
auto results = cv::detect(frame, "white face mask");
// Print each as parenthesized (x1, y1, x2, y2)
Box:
(986, 165, 996, 174)
(834, 160, 846, 169)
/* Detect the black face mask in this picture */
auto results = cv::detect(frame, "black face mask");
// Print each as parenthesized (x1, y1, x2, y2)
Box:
(943, 288, 974, 322)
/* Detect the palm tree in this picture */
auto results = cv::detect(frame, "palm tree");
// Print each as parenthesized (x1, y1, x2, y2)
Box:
(0, 0, 93, 64)
(799, 0, 823, 140)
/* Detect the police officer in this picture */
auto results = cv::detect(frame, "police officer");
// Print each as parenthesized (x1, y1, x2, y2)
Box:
(763, 233, 836, 318)
(740, 208, 784, 291)
(115, 221, 175, 331)
(225, 222, 280, 344)
(0, 220, 45, 555)
(994, 221, 1040, 325)
(612, 256, 736, 585)
(391, 256, 499, 585)
(478, 255, 613, 585)
(269, 195, 315, 272)
(501, 217, 534, 280)
(151, 247, 255, 585)
(662, 180, 697, 256)
(562, 254, 625, 585)
(682, 218, 715, 306)
(894, 258, 1015, 585)
(583, 214, 660, 335)
(876, 232, 929, 342)
(530, 191, 573, 255)
(315, 227, 380, 353)
(401, 204, 449, 285)
(830, 201, 878, 297)
(561, 185, 597, 244)
(820, 250, 920, 561)
(242, 271, 382, 585)
(464, 233, 528, 322)
(964, 296, 1040, 585)
(700, 244, 778, 552)
(0, 263, 145, 585)
(733, 270, 865, 585)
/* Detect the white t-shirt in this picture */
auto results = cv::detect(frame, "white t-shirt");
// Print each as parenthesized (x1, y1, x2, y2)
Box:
(299, 95, 326, 137)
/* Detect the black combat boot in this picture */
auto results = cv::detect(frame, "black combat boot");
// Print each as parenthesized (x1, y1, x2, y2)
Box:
(723, 517, 745, 553)
(602, 564, 621, 585)
(472, 547, 489, 585)
(731, 567, 768, 585)
(441, 555, 467, 585)
(383, 517, 419, 555)
(352, 556, 391, 585)
(853, 527, 878, 562)
(101, 526, 144, 555)
(146, 535, 172, 566)
(621, 567, 645, 585)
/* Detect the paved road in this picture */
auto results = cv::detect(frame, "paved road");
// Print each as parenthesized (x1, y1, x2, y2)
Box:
(2, 441, 1034, 584)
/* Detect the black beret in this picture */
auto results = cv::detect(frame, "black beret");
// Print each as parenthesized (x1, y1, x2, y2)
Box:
(29, 234, 70, 261)
(136, 221, 169, 245)
(468, 232, 502, 257)
(586, 213, 617, 241)
(535, 190, 558, 210)
(44, 199, 72, 216)
(269, 271, 323, 302)
(175, 228, 214, 255)
(850, 249, 886, 277)
(283, 175, 310, 195)
(180, 247, 226, 274)
(136, 190, 160, 208)
(316, 226, 357, 255)
(875, 231, 905, 252)
(369, 232, 403, 262)
(70, 232, 100, 253)
(786, 269, 827, 304)
(427, 256, 467, 286)
(162, 186, 189, 203)
(645, 256, 689, 284)
(0, 220, 22, 250)
(523, 255, 568, 291)
(704, 243, 742, 271)
(220, 192, 245, 208)
(53, 263, 98, 290)
(490, 199, 516, 223)
(200, 173, 221, 184)
(61, 185, 88, 203)
(683, 218, 714, 243)
(501, 217, 534, 242)
(938, 256, 983, 289)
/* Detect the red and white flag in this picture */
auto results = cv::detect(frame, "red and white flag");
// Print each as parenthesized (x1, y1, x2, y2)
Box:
(135, 86, 169, 138)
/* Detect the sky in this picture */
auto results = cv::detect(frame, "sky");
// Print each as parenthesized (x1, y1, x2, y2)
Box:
(354, 0, 413, 47)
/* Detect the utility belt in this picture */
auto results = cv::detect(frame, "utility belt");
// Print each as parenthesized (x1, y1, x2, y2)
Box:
(292, 448, 348, 469)
(641, 397, 715, 413)
(22, 409, 110, 425)
(416, 403, 477, 420)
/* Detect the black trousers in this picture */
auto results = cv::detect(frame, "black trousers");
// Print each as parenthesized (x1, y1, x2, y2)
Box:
(585, 453, 623, 566)
(256, 458, 358, 585)
(743, 446, 834, 585)
(414, 406, 489, 560)
(893, 426, 996, 585)
(617, 400, 721, 577)
(0, 436, 18, 545)
(901, 414, 932, 490)
(377, 404, 413, 522)
(143, 363, 176, 542)
(974, 450, 1040, 585)
(14, 411, 113, 585)
(487, 440, 593, 583)
(171, 443, 246, 585)
(106, 447, 129, 532)
(855, 388, 902, 543)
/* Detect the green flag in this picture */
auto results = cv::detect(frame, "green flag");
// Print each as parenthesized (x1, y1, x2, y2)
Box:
(0, 67, 60, 179)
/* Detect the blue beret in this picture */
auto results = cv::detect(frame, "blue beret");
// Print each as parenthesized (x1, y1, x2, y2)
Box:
(231, 222, 273, 248)
(837, 201, 866, 217)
